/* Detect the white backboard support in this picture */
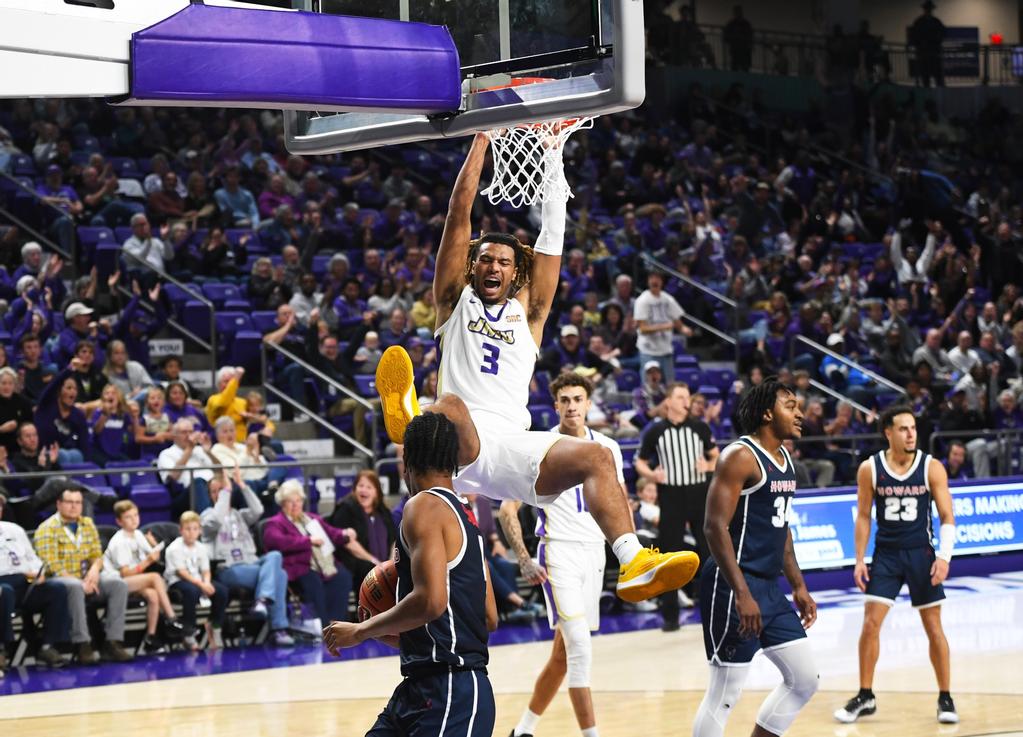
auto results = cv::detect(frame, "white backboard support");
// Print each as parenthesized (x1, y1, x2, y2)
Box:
(283, 0, 644, 154)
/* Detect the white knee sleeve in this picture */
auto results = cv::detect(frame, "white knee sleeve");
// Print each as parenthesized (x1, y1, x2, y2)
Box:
(757, 640, 819, 735)
(692, 662, 750, 737)
(560, 617, 593, 688)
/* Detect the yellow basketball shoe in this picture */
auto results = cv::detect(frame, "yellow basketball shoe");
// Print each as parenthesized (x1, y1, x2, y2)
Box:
(616, 548, 700, 603)
(376, 346, 421, 444)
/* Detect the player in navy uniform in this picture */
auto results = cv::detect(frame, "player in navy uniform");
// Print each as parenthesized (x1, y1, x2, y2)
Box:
(834, 405, 958, 725)
(694, 378, 818, 737)
(324, 413, 498, 736)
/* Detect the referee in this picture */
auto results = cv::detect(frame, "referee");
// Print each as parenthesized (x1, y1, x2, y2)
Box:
(635, 382, 718, 631)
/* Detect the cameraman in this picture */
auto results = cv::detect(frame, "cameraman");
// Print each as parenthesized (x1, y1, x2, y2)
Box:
(157, 419, 217, 515)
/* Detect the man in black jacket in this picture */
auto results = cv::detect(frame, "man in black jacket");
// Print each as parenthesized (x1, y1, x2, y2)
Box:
(9, 422, 103, 514)
(307, 309, 377, 449)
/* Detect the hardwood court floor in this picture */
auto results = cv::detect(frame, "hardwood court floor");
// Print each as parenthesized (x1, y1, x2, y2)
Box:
(4, 575, 1023, 737)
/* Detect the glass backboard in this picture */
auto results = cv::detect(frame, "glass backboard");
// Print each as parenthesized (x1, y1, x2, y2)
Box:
(283, 0, 642, 154)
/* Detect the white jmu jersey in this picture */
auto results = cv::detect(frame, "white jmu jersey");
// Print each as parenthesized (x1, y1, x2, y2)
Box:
(436, 285, 537, 430)
(536, 428, 624, 544)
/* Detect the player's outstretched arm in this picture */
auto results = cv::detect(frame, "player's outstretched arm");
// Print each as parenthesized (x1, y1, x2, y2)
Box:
(783, 528, 816, 629)
(704, 443, 761, 636)
(434, 134, 490, 327)
(497, 500, 547, 584)
(524, 196, 567, 344)
(853, 460, 874, 592)
(928, 458, 955, 586)
(324, 494, 450, 653)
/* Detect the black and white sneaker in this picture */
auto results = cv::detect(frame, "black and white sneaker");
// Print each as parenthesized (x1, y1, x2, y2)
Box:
(833, 692, 876, 723)
(937, 693, 959, 723)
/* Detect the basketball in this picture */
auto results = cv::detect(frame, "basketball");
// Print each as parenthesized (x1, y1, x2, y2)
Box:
(358, 559, 398, 622)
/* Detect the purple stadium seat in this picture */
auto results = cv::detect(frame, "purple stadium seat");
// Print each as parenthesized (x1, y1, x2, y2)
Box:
(616, 369, 641, 392)
(202, 282, 241, 307)
(231, 330, 263, 376)
(95, 243, 121, 279)
(529, 404, 557, 430)
(675, 353, 699, 369)
(223, 298, 252, 312)
(697, 384, 722, 401)
(354, 375, 376, 397)
(183, 300, 213, 341)
(106, 462, 161, 496)
(676, 368, 702, 387)
(61, 462, 106, 484)
(11, 154, 35, 176)
(114, 226, 132, 242)
(215, 311, 253, 338)
(251, 311, 278, 334)
(701, 368, 737, 392)
(130, 485, 172, 512)
(312, 254, 332, 279)
(76, 226, 115, 246)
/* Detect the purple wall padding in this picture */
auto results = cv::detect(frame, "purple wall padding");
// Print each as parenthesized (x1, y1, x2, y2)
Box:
(127, 4, 461, 112)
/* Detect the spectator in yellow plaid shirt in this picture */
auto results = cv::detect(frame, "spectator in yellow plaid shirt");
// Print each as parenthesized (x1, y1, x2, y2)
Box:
(34, 488, 134, 663)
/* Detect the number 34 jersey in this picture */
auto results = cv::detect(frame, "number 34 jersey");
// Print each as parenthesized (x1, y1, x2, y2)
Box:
(871, 449, 934, 549)
(435, 285, 538, 431)
(725, 436, 798, 579)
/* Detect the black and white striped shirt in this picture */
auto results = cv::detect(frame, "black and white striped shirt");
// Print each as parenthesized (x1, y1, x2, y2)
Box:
(638, 418, 714, 487)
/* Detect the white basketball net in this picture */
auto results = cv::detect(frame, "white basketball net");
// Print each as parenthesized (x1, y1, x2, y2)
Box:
(481, 117, 594, 208)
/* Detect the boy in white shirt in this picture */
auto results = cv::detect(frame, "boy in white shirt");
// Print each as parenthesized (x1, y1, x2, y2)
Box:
(104, 500, 185, 652)
(165, 511, 229, 650)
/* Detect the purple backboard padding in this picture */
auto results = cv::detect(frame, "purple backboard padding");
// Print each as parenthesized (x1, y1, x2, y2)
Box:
(130, 5, 461, 111)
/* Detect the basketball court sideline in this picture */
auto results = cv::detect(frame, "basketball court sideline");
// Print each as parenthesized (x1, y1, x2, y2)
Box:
(4, 573, 1021, 736)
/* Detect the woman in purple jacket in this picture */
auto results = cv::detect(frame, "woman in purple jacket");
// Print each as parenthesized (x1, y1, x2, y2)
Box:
(262, 480, 367, 625)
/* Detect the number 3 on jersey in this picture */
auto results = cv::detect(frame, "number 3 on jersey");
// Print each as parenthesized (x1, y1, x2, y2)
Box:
(771, 496, 793, 528)
(480, 342, 500, 375)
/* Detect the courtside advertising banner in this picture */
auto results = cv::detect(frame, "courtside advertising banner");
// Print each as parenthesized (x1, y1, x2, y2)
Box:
(791, 479, 1023, 570)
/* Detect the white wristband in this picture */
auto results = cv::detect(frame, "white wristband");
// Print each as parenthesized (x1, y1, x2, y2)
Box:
(533, 197, 566, 257)
(936, 523, 955, 562)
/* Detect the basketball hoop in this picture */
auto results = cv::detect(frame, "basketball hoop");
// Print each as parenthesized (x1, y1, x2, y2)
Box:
(479, 77, 594, 208)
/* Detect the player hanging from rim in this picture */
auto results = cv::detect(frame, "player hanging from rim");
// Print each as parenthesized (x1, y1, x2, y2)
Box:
(499, 373, 626, 737)
(834, 405, 958, 725)
(323, 412, 499, 737)
(375, 133, 697, 603)
(693, 377, 819, 737)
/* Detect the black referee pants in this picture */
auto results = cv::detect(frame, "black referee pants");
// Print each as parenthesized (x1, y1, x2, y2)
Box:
(657, 481, 710, 623)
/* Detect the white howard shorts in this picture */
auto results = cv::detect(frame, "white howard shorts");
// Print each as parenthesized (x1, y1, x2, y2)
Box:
(537, 540, 606, 631)
(453, 413, 563, 504)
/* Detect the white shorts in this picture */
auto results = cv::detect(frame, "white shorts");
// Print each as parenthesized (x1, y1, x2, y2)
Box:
(453, 413, 562, 504)
(537, 540, 606, 631)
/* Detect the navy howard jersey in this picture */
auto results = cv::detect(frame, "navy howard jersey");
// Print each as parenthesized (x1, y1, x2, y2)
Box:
(724, 436, 798, 578)
(871, 450, 933, 549)
(395, 487, 489, 676)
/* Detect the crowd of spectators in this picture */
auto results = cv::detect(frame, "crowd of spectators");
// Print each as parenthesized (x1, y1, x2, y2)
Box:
(4, 36, 1023, 666)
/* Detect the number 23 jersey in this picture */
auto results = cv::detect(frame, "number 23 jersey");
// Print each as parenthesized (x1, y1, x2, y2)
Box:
(871, 449, 934, 549)
(435, 285, 538, 431)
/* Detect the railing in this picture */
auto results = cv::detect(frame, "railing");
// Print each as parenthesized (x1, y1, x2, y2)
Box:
(789, 335, 907, 397)
(121, 252, 218, 388)
(929, 428, 1023, 478)
(641, 252, 740, 365)
(0, 169, 75, 262)
(682, 23, 1022, 87)
(1, 456, 366, 519)
(261, 339, 378, 458)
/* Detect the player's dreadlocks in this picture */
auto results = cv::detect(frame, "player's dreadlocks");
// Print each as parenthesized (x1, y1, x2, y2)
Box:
(402, 412, 461, 476)
(734, 376, 796, 435)
(463, 232, 535, 293)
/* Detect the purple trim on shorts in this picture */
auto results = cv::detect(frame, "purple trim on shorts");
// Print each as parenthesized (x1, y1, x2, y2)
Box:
(536, 508, 547, 537)
(538, 542, 558, 625)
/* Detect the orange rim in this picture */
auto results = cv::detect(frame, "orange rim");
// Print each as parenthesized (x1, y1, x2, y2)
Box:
(477, 77, 578, 130)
